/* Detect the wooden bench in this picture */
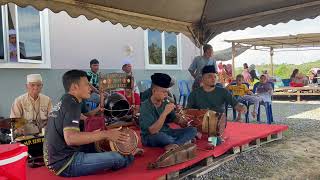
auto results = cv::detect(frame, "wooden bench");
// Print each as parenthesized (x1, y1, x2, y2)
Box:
(273, 86, 320, 101)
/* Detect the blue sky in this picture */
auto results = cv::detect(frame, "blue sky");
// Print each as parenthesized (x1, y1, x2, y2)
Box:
(209, 16, 320, 67)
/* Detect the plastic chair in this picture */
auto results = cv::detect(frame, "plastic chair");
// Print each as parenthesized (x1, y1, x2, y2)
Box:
(249, 82, 274, 124)
(178, 80, 191, 107)
(225, 82, 250, 121)
(85, 101, 98, 111)
(139, 80, 152, 92)
(282, 79, 291, 87)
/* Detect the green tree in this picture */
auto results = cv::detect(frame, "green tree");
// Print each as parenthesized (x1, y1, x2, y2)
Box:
(166, 45, 177, 64)
(148, 43, 162, 64)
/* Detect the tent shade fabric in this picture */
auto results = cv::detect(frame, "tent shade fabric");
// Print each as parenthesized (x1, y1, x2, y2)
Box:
(225, 33, 320, 49)
(2, 0, 320, 46)
(214, 45, 251, 61)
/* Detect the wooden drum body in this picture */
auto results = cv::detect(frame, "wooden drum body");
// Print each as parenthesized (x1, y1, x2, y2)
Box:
(95, 127, 138, 155)
(180, 109, 226, 137)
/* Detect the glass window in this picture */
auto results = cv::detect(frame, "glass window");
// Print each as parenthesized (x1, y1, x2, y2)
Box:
(148, 30, 162, 65)
(17, 6, 42, 61)
(0, 8, 4, 60)
(146, 30, 180, 69)
(0, 4, 50, 68)
(7, 3, 17, 62)
(164, 32, 177, 65)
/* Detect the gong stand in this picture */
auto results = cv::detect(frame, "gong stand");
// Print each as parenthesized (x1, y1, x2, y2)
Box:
(99, 73, 134, 119)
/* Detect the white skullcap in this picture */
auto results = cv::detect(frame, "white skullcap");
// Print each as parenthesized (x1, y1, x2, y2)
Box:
(27, 74, 42, 83)
(122, 58, 132, 65)
(9, 29, 16, 36)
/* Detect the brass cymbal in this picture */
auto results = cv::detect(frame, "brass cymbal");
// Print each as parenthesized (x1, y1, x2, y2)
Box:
(12, 118, 27, 129)
(0, 117, 27, 129)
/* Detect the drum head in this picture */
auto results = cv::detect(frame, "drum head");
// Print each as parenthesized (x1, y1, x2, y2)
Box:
(104, 93, 130, 118)
(110, 128, 138, 155)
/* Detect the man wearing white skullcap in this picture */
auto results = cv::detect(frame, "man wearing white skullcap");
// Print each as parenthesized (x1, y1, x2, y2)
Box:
(121, 58, 139, 94)
(9, 29, 17, 62)
(10, 74, 52, 135)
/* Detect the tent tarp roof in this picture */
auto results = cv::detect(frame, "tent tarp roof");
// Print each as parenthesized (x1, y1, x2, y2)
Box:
(225, 33, 320, 49)
(2, 0, 320, 46)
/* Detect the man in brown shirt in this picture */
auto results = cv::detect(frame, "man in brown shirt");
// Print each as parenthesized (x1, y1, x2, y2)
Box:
(10, 74, 52, 135)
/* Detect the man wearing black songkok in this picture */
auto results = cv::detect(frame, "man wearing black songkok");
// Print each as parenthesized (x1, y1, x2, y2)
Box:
(187, 65, 247, 114)
(139, 73, 197, 151)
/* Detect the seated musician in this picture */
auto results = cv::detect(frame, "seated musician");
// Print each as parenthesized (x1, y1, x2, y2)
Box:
(10, 74, 52, 135)
(139, 73, 197, 151)
(187, 65, 247, 124)
(141, 79, 176, 103)
(44, 70, 138, 177)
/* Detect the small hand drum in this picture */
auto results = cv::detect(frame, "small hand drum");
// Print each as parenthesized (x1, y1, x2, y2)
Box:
(180, 109, 226, 137)
(95, 127, 138, 155)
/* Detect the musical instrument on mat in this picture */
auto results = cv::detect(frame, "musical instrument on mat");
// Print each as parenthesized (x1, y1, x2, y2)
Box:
(99, 73, 133, 91)
(15, 135, 44, 158)
(0, 118, 26, 129)
(0, 118, 27, 143)
(104, 93, 131, 118)
(148, 143, 197, 169)
(179, 109, 226, 137)
(95, 127, 139, 155)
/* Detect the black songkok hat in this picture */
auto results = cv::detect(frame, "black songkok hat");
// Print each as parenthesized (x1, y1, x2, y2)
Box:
(202, 65, 217, 75)
(151, 73, 172, 88)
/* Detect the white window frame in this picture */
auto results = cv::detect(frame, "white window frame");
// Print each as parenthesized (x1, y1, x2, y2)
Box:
(144, 30, 182, 70)
(0, 4, 51, 69)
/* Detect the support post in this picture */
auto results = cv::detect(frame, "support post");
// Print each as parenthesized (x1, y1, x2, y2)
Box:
(232, 42, 236, 79)
(270, 47, 274, 76)
(201, 46, 204, 56)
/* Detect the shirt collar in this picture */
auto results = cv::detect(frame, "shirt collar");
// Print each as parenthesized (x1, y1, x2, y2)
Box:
(27, 93, 40, 102)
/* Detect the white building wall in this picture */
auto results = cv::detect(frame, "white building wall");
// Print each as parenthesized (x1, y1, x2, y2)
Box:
(48, 11, 199, 70)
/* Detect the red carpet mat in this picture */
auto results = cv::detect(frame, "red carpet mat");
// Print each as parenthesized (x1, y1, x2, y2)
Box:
(26, 122, 288, 180)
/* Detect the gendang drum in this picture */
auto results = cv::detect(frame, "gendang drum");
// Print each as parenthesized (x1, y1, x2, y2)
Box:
(95, 127, 138, 155)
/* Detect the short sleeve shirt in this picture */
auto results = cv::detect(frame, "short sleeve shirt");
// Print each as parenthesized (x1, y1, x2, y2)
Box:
(188, 56, 217, 80)
(43, 94, 81, 175)
(139, 99, 176, 139)
(86, 71, 99, 88)
(10, 93, 52, 135)
(187, 87, 238, 113)
(227, 84, 249, 97)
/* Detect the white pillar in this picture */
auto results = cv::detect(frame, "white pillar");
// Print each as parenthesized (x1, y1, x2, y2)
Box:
(270, 47, 274, 76)
(232, 42, 236, 79)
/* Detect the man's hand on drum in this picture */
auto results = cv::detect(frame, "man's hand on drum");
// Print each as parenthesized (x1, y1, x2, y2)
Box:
(235, 103, 247, 114)
(164, 103, 175, 115)
(104, 129, 130, 144)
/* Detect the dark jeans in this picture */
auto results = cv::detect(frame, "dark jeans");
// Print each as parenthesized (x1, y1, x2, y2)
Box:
(59, 144, 133, 177)
(142, 127, 197, 147)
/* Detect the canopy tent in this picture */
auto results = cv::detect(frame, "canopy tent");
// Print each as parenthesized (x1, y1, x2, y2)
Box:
(1, 0, 320, 47)
(214, 44, 251, 62)
(225, 33, 320, 77)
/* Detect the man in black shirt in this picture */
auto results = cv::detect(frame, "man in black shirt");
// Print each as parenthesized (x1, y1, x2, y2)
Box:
(44, 70, 134, 177)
